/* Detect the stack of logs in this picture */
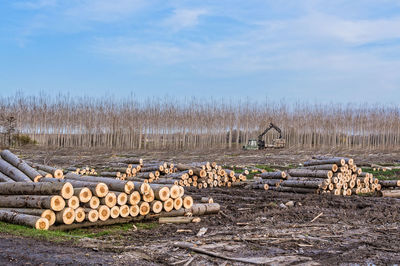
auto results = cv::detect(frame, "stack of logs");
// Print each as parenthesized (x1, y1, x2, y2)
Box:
(253, 156, 398, 196)
(98, 159, 248, 189)
(0, 150, 220, 230)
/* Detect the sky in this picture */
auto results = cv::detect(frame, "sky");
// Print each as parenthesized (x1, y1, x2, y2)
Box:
(0, 0, 400, 103)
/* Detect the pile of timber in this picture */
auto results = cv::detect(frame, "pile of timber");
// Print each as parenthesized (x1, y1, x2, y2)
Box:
(66, 167, 97, 176)
(0, 151, 220, 230)
(253, 156, 397, 196)
(98, 158, 249, 189)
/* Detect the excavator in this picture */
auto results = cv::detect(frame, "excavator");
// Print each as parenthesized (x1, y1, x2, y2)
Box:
(243, 122, 285, 150)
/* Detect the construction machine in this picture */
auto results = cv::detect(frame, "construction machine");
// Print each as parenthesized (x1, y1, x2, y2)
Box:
(243, 122, 285, 150)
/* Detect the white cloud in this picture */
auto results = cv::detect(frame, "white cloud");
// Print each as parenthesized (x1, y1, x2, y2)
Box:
(163, 9, 208, 31)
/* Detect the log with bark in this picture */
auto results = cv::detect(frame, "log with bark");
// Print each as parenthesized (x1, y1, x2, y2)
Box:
(0, 208, 56, 226)
(0, 159, 32, 182)
(0, 210, 49, 230)
(0, 150, 42, 181)
(0, 182, 73, 199)
(0, 195, 65, 211)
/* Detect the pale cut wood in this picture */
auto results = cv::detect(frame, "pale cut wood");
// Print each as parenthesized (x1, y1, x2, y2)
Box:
(114, 192, 128, 205)
(381, 190, 400, 198)
(110, 206, 120, 219)
(0, 150, 42, 181)
(83, 196, 100, 209)
(0, 210, 49, 230)
(67, 196, 80, 209)
(97, 205, 111, 221)
(75, 207, 85, 223)
(159, 216, 199, 224)
(119, 205, 130, 218)
(142, 189, 155, 202)
(0, 208, 55, 226)
(100, 192, 117, 208)
(129, 205, 139, 217)
(0, 195, 65, 211)
(128, 191, 141, 205)
(163, 198, 174, 212)
(0, 159, 32, 182)
(139, 201, 150, 216)
(56, 207, 75, 225)
(183, 196, 193, 209)
(173, 197, 183, 210)
(151, 185, 170, 201)
(150, 200, 163, 214)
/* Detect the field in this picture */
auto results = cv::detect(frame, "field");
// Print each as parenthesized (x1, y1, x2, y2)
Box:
(0, 148, 399, 265)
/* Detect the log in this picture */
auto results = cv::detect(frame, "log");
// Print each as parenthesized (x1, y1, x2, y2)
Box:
(64, 173, 134, 194)
(99, 172, 120, 177)
(128, 191, 141, 205)
(312, 156, 353, 165)
(73, 187, 92, 203)
(139, 201, 150, 216)
(150, 200, 163, 214)
(133, 172, 155, 179)
(379, 180, 400, 187)
(0, 150, 42, 181)
(151, 185, 170, 201)
(183, 196, 193, 209)
(39, 178, 108, 198)
(0, 172, 15, 183)
(0, 182, 73, 199)
(27, 162, 63, 179)
(37, 170, 52, 178)
(110, 206, 120, 219)
(163, 198, 174, 212)
(256, 179, 283, 187)
(83, 196, 100, 209)
(97, 205, 111, 221)
(75, 207, 85, 223)
(0, 208, 56, 226)
(280, 180, 327, 189)
(301, 164, 338, 172)
(100, 192, 117, 208)
(0, 195, 65, 211)
(159, 216, 200, 224)
(84, 208, 99, 222)
(120, 158, 143, 165)
(0, 159, 32, 182)
(119, 205, 130, 218)
(67, 196, 80, 209)
(129, 205, 139, 217)
(0, 210, 49, 230)
(142, 188, 155, 202)
(260, 171, 287, 179)
(288, 169, 333, 178)
(381, 190, 400, 198)
(55, 207, 75, 225)
(114, 192, 128, 205)
(173, 197, 183, 210)
(303, 158, 346, 167)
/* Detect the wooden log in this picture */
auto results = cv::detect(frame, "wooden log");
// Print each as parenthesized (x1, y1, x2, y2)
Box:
(75, 207, 85, 223)
(0, 208, 55, 226)
(83, 196, 100, 209)
(0, 210, 49, 230)
(0, 195, 65, 211)
(128, 191, 141, 205)
(133, 172, 155, 179)
(379, 180, 400, 187)
(27, 162, 63, 179)
(288, 169, 333, 178)
(110, 206, 120, 219)
(39, 178, 109, 198)
(139, 201, 150, 216)
(119, 205, 130, 218)
(0, 159, 32, 182)
(142, 189, 155, 202)
(129, 205, 139, 217)
(97, 205, 111, 221)
(183, 196, 193, 209)
(269, 186, 318, 194)
(260, 171, 287, 179)
(312, 156, 353, 165)
(159, 216, 200, 224)
(150, 200, 163, 214)
(0, 182, 73, 199)
(303, 158, 346, 167)
(140, 166, 163, 172)
(173, 197, 183, 210)
(73, 188, 92, 203)
(99, 172, 120, 177)
(131, 181, 150, 194)
(252, 184, 269, 190)
(55, 207, 75, 225)
(100, 192, 117, 208)
(163, 198, 174, 212)
(67, 196, 80, 209)
(64, 173, 134, 194)
(301, 164, 338, 172)
(114, 192, 128, 205)
(84, 209, 99, 222)
(256, 179, 283, 187)
(0, 171, 15, 183)
(36, 170, 52, 178)
(0, 150, 42, 181)
(120, 158, 143, 165)
(381, 190, 400, 198)
(150, 185, 170, 201)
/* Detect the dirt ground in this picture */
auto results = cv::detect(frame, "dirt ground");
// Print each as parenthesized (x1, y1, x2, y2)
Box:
(0, 148, 399, 265)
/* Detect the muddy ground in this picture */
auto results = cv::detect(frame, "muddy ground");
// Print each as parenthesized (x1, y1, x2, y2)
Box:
(0, 148, 399, 265)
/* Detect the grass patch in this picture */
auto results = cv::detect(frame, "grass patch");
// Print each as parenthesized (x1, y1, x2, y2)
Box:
(0, 221, 158, 241)
(255, 164, 275, 172)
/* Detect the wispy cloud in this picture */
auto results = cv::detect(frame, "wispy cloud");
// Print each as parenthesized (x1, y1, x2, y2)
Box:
(163, 8, 208, 31)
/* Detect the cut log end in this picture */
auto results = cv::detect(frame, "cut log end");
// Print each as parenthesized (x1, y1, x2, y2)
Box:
(125, 181, 134, 194)
(117, 193, 128, 206)
(129, 191, 141, 205)
(75, 208, 85, 223)
(174, 197, 183, 210)
(78, 187, 92, 203)
(35, 217, 50, 230)
(41, 210, 56, 226)
(119, 205, 130, 218)
(183, 196, 193, 209)
(96, 183, 109, 198)
(67, 196, 80, 210)
(61, 182, 74, 199)
(151, 200, 163, 214)
(54, 169, 64, 179)
(129, 205, 139, 217)
(163, 198, 174, 212)
(51, 195, 66, 212)
(139, 202, 150, 216)
(98, 206, 111, 221)
(87, 209, 99, 223)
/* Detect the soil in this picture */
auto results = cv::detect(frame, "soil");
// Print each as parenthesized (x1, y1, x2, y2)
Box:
(0, 148, 399, 265)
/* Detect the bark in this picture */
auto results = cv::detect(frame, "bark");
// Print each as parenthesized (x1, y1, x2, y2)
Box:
(301, 164, 338, 172)
(379, 180, 400, 187)
(55, 207, 75, 225)
(303, 158, 346, 167)
(0, 172, 15, 183)
(260, 171, 286, 179)
(288, 169, 333, 178)
(27, 162, 63, 179)
(39, 178, 109, 198)
(0, 159, 32, 182)
(0, 207, 55, 226)
(0, 195, 65, 211)
(0, 210, 49, 230)
(381, 190, 400, 198)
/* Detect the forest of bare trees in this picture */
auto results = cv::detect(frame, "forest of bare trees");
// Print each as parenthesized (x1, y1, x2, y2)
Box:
(0, 93, 399, 150)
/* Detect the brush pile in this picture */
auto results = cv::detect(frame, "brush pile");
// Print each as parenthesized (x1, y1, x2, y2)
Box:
(253, 156, 398, 196)
(0, 150, 220, 230)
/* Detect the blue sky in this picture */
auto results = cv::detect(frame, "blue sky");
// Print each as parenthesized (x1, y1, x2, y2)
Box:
(1, 0, 400, 103)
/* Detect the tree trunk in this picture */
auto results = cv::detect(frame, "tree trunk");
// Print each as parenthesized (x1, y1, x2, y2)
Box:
(0, 210, 49, 230)
(260, 171, 287, 179)
(100, 192, 117, 208)
(0, 159, 32, 182)
(0, 182, 73, 199)
(55, 207, 75, 225)
(64, 173, 134, 194)
(0, 195, 65, 211)
(381, 190, 400, 198)
(26, 162, 63, 179)
(301, 164, 338, 172)
(0, 207, 55, 226)
(73, 187, 92, 203)
(0, 172, 15, 183)
(39, 178, 109, 198)
(288, 169, 333, 178)
(303, 158, 345, 167)
(379, 180, 400, 187)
